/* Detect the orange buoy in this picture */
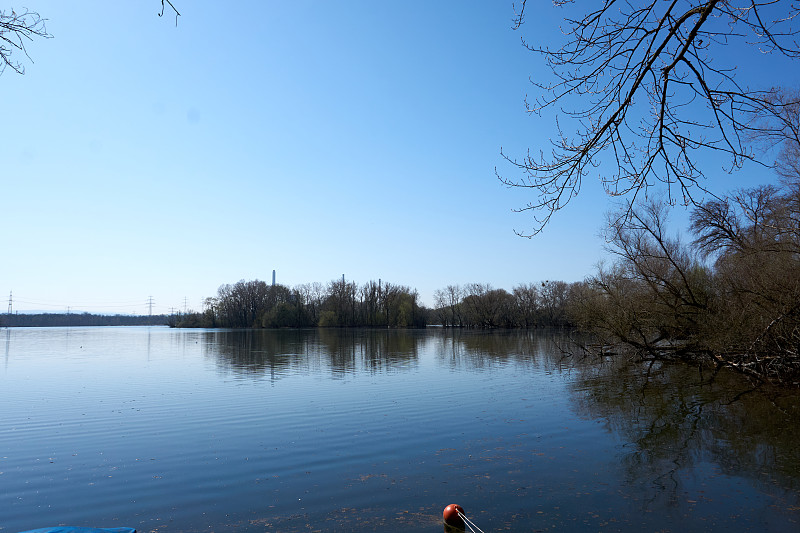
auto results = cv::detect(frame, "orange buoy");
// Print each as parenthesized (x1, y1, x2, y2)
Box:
(443, 503, 465, 529)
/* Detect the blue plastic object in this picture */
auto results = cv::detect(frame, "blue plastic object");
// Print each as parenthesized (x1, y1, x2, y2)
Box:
(20, 527, 136, 533)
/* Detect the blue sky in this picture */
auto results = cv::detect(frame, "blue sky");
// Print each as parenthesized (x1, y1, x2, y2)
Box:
(2, 1, 796, 314)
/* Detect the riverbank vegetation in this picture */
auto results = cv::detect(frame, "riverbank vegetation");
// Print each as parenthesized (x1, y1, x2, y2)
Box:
(570, 183, 800, 385)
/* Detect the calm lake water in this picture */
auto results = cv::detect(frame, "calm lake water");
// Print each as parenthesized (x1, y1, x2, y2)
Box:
(1, 327, 798, 532)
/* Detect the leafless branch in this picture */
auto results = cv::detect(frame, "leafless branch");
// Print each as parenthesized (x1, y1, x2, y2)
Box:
(502, 0, 800, 237)
(159, 0, 181, 27)
(0, 9, 51, 76)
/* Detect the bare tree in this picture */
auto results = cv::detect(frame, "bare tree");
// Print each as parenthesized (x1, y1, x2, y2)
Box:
(462, 283, 515, 328)
(512, 282, 540, 328)
(1, 2, 180, 77)
(750, 89, 800, 185)
(360, 280, 381, 326)
(440, 284, 465, 327)
(500, 0, 800, 236)
(0, 8, 51, 75)
(539, 280, 570, 326)
(433, 288, 450, 326)
(690, 182, 800, 379)
(572, 185, 800, 381)
(159, 0, 181, 26)
(567, 199, 716, 370)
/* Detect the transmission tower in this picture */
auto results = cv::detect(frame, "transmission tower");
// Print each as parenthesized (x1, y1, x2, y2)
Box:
(7, 291, 12, 315)
(147, 296, 154, 316)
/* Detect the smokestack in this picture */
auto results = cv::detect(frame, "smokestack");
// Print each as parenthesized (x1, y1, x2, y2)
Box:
(272, 270, 276, 287)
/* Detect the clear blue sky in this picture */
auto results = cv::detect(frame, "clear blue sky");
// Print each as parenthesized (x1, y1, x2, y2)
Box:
(2, 1, 796, 314)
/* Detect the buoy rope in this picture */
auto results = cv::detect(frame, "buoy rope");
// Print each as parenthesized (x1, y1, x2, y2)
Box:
(458, 510, 485, 533)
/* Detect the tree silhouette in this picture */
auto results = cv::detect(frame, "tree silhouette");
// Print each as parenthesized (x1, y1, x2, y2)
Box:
(0, 9, 51, 75)
(1, 2, 180, 77)
(500, 0, 800, 236)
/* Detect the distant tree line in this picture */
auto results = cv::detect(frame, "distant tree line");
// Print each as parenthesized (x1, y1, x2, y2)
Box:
(1, 313, 169, 327)
(432, 281, 577, 328)
(176, 278, 428, 329)
(174, 278, 583, 330)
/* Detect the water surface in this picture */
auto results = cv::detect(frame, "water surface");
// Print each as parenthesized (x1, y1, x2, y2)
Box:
(1, 327, 798, 532)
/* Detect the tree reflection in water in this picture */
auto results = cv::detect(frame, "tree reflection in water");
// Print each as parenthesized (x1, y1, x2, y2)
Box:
(208, 329, 799, 500)
(567, 352, 800, 508)
(205, 328, 424, 379)
(200, 328, 799, 530)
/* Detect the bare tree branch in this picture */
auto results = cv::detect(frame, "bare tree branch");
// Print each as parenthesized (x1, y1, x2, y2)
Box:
(0, 9, 51, 76)
(159, 0, 181, 27)
(1, 2, 182, 78)
(501, 0, 800, 237)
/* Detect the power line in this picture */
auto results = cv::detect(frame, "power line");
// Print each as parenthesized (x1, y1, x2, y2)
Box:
(10, 299, 163, 316)
(14, 300, 142, 309)
(7, 293, 183, 315)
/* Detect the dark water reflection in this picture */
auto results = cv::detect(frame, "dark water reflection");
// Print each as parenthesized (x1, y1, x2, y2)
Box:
(207, 329, 425, 378)
(570, 355, 800, 513)
(1, 327, 798, 532)
(208, 328, 575, 377)
(206, 328, 800, 529)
